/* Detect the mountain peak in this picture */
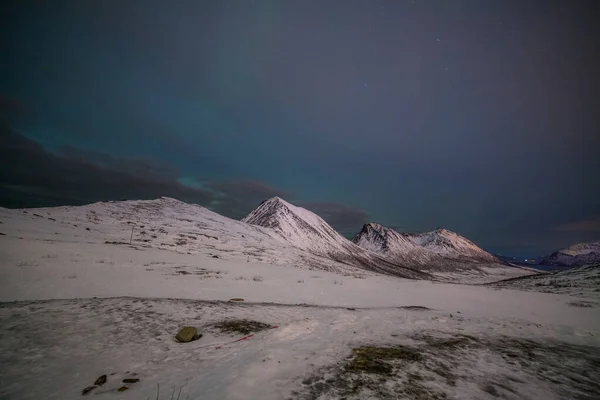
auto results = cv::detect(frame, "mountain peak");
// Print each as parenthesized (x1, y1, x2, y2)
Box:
(262, 195, 286, 203)
(353, 222, 499, 269)
(242, 197, 347, 251)
(362, 222, 385, 232)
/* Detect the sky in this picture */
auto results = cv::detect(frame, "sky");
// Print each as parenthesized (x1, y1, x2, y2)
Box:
(1, 0, 599, 257)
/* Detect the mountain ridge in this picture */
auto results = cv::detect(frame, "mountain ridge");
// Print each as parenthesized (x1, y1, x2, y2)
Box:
(241, 197, 432, 280)
(351, 222, 512, 274)
(0, 196, 533, 283)
(539, 241, 600, 267)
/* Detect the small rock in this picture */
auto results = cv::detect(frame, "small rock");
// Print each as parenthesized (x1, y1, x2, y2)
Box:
(94, 375, 107, 386)
(82, 386, 97, 396)
(212, 255, 219, 259)
(122, 378, 139, 383)
(229, 298, 244, 302)
(176, 326, 198, 343)
(118, 386, 128, 392)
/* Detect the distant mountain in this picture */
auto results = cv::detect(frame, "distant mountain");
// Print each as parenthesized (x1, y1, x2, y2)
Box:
(242, 197, 431, 279)
(539, 241, 600, 267)
(351, 223, 529, 280)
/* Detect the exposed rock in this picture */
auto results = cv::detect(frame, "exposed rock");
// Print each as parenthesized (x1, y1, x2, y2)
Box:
(94, 375, 107, 386)
(213, 319, 272, 335)
(81, 386, 96, 396)
(118, 386, 128, 392)
(122, 378, 140, 383)
(229, 298, 244, 302)
(175, 326, 199, 343)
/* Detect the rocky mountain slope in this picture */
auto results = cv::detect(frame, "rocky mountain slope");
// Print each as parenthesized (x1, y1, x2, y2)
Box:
(352, 223, 530, 280)
(539, 241, 600, 267)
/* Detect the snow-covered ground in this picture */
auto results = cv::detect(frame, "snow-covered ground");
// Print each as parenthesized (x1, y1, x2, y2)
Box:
(1, 297, 599, 400)
(488, 264, 600, 299)
(1, 201, 599, 399)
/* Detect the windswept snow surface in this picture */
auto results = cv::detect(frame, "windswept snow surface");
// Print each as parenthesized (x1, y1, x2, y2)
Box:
(1, 199, 599, 400)
(352, 223, 531, 282)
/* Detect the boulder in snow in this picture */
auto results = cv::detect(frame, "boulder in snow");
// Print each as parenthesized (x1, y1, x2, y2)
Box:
(81, 386, 96, 396)
(94, 375, 107, 386)
(175, 326, 200, 343)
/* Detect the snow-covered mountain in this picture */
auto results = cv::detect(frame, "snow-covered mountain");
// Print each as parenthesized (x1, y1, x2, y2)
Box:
(0, 197, 429, 280)
(351, 223, 528, 279)
(242, 197, 430, 279)
(242, 197, 357, 252)
(0, 196, 533, 282)
(539, 241, 600, 267)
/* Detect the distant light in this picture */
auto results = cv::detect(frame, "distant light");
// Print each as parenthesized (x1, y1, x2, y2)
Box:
(525, 259, 528, 262)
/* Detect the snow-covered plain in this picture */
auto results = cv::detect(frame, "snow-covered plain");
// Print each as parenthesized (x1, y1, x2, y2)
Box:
(0, 200, 599, 399)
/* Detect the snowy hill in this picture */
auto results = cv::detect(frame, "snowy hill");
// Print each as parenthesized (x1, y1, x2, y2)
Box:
(352, 223, 530, 281)
(242, 197, 430, 279)
(539, 241, 600, 267)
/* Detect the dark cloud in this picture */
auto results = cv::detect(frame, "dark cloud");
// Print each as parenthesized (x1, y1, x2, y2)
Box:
(0, 125, 368, 235)
(0, 124, 214, 208)
(301, 202, 369, 237)
(59, 145, 180, 180)
(204, 179, 293, 220)
(0, 95, 30, 117)
(555, 218, 600, 233)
